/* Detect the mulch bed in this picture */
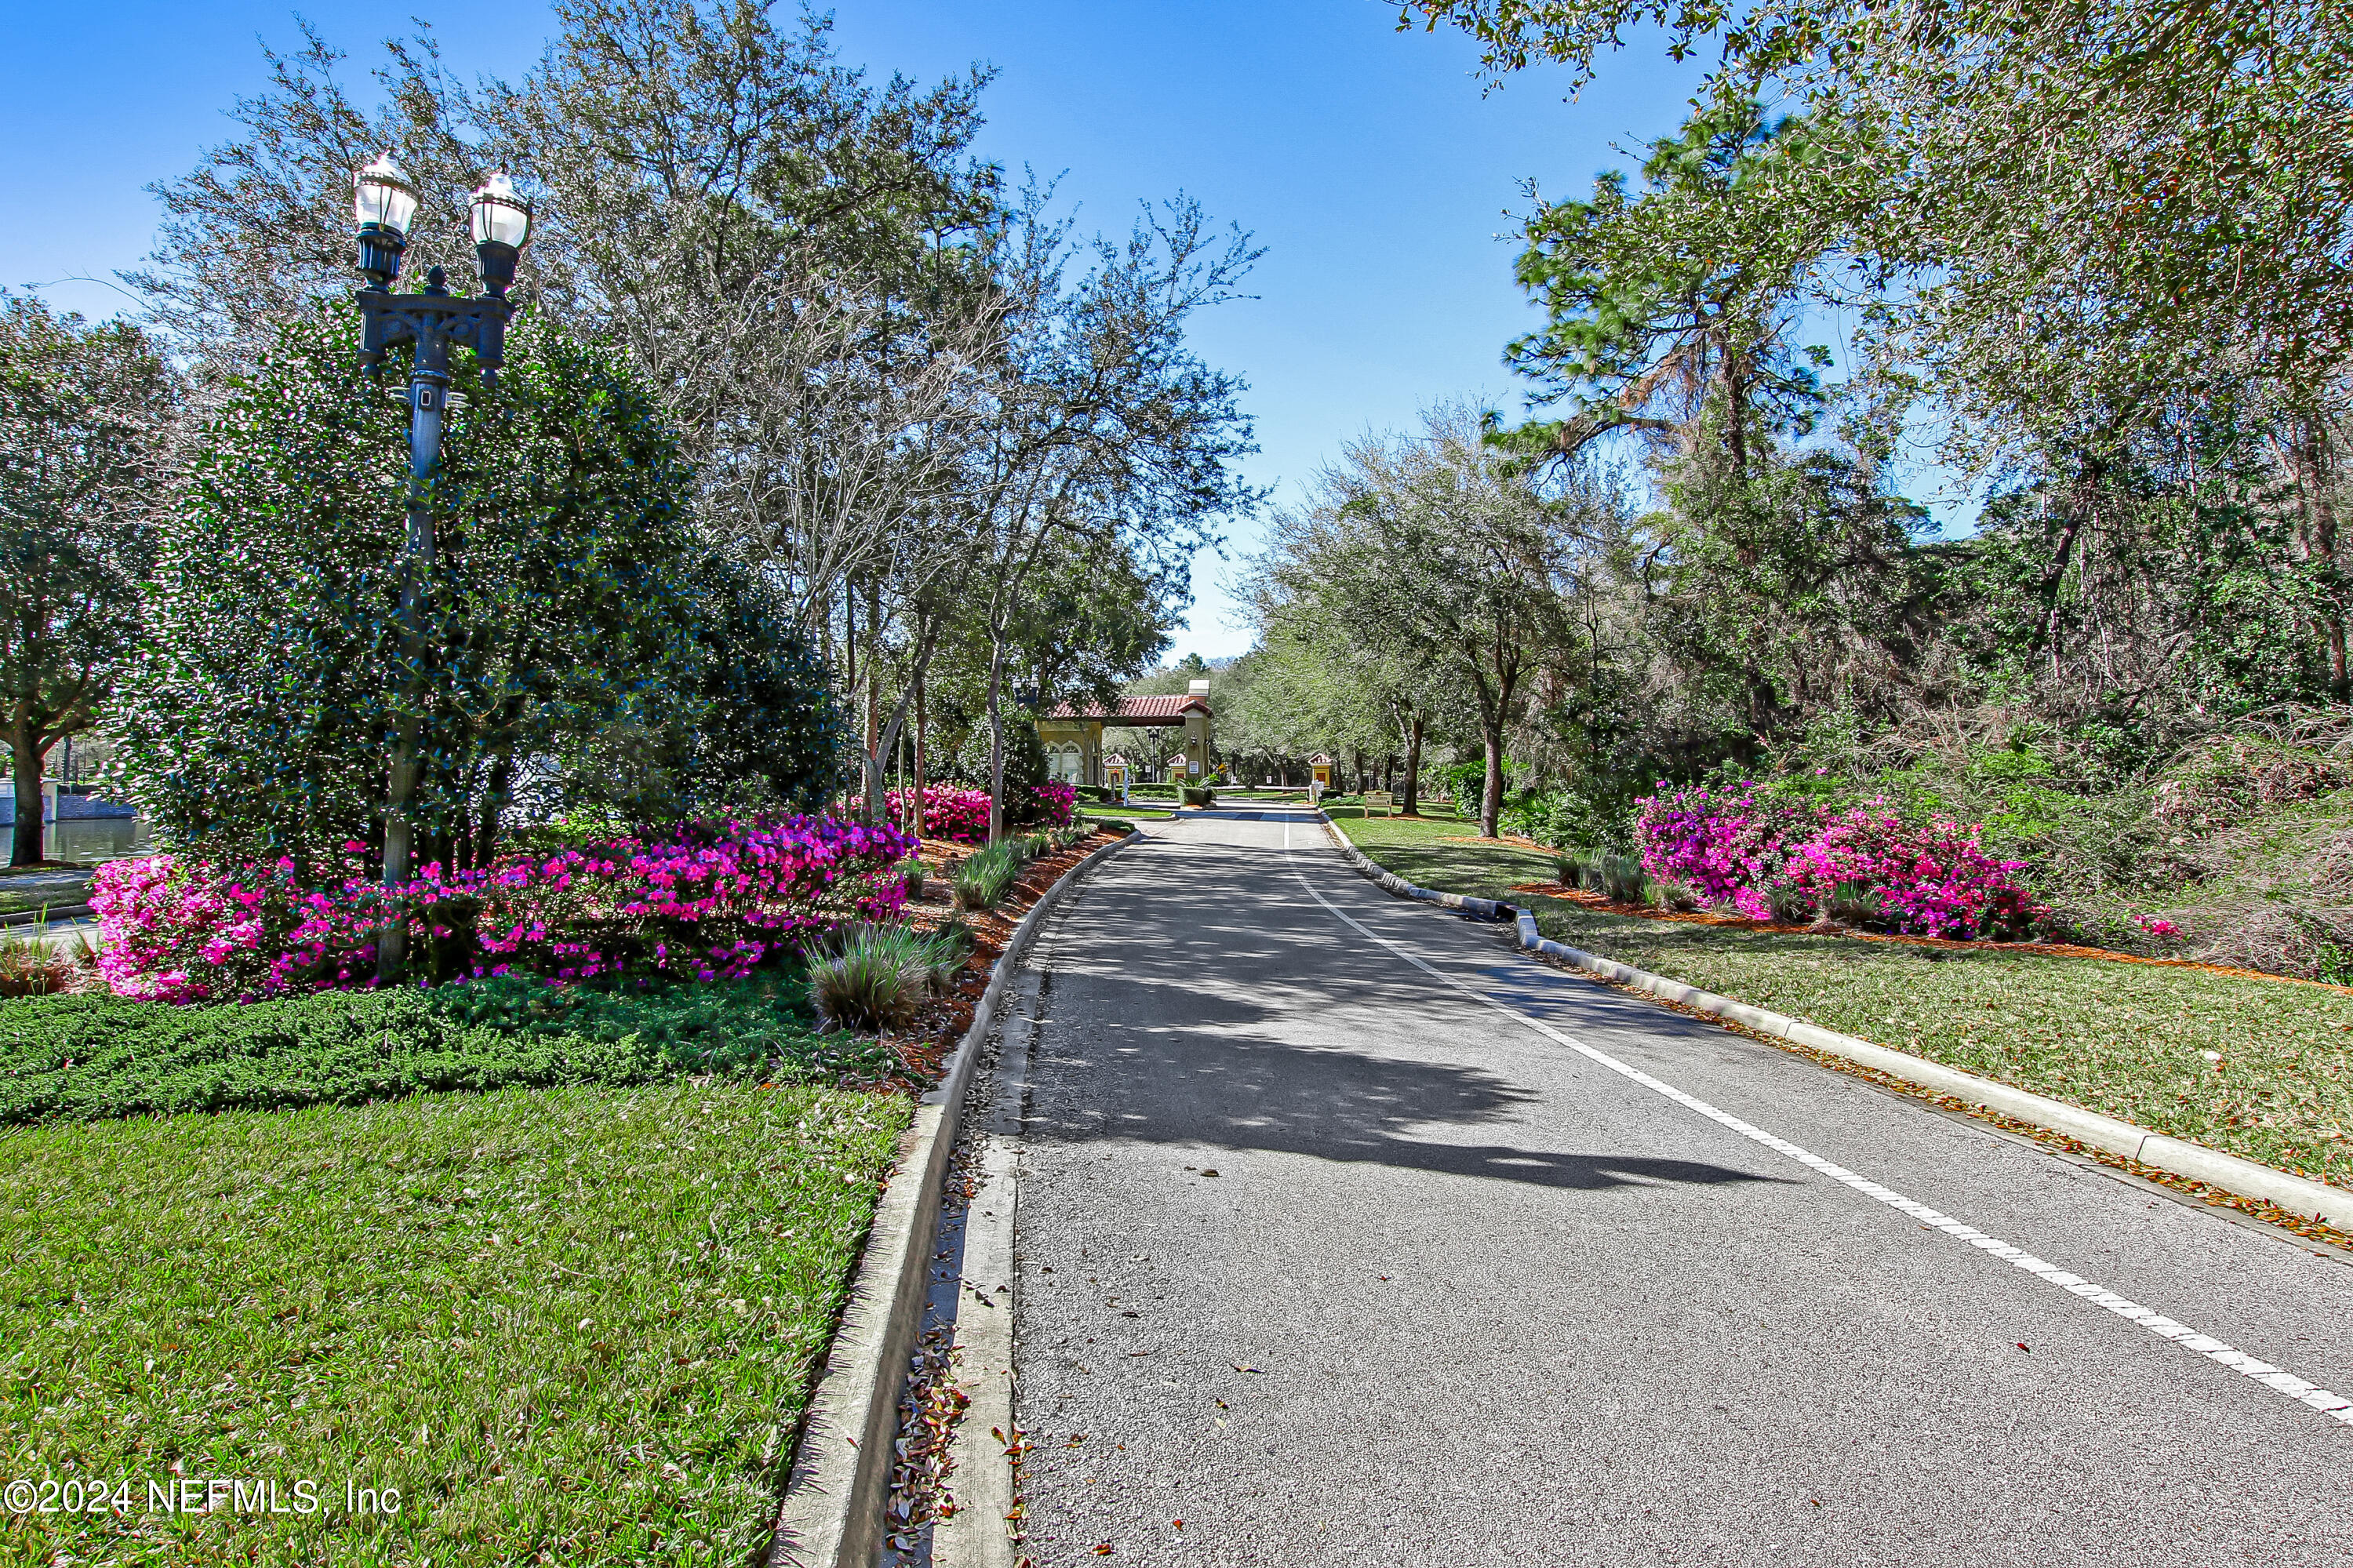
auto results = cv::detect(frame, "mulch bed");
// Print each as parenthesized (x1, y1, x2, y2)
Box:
(873, 826, 1127, 1088)
(1504, 879, 2353, 996)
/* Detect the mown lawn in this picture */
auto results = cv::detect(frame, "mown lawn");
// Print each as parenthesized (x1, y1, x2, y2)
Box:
(0, 1079, 908, 1566)
(1080, 805, 1176, 824)
(1334, 806, 2353, 1194)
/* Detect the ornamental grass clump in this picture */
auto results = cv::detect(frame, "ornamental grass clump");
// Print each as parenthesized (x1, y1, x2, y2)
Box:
(925, 920, 975, 992)
(0, 926, 89, 999)
(806, 923, 932, 1033)
(806, 922, 976, 1031)
(1597, 853, 1648, 906)
(951, 844, 1023, 912)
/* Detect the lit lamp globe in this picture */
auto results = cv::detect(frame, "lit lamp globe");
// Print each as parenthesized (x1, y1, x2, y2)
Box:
(469, 173, 533, 297)
(352, 154, 420, 286)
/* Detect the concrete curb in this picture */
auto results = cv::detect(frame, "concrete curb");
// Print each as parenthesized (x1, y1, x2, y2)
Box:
(769, 828, 1143, 1568)
(0, 901, 92, 928)
(1317, 812, 1511, 922)
(1316, 816, 2353, 1231)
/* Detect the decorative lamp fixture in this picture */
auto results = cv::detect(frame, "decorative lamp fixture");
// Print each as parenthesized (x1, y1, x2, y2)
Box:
(468, 172, 533, 297)
(352, 155, 420, 286)
(345, 154, 532, 981)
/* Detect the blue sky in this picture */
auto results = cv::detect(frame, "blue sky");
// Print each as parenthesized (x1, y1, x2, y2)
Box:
(2, 1, 1716, 661)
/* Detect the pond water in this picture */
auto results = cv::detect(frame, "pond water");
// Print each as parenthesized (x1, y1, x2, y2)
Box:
(0, 818, 149, 866)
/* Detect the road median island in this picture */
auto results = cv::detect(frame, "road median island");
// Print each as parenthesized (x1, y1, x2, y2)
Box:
(0, 824, 1137, 1566)
(1320, 811, 2353, 1237)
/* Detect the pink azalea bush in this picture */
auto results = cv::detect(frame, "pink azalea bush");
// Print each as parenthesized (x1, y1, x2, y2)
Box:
(1031, 782, 1077, 827)
(889, 786, 992, 843)
(1637, 783, 2042, 940)
(93, 814, 916, 1004)
(1631, 784, 1817, 908)
(885, 784, 1075, 844)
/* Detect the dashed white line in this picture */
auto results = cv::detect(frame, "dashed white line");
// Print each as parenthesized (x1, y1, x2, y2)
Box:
(1285, 849, 2353, 1431)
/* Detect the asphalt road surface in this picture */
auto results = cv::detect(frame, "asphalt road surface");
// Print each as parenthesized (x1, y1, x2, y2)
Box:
(1004, 808, 2353, 1566)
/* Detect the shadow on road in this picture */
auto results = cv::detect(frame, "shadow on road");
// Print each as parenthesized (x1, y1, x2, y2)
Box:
(1030, 839, 1785, 1195)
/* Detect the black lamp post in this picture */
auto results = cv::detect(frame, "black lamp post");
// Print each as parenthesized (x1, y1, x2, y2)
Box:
(350, 155, 533, 977)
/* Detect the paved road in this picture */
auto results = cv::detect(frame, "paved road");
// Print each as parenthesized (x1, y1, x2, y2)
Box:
(1004, 809, 2353, 1566)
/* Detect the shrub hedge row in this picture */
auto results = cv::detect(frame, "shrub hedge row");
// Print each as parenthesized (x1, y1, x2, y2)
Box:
(0, 974, 894, 1127)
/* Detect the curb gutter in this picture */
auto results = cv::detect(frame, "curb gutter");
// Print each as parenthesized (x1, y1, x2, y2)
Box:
(1318, 814, 2353, 1231)
(769, 828, 1142, 1568)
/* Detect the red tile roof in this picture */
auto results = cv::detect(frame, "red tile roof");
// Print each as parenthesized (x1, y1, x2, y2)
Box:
(1046, 693, 1209, 721)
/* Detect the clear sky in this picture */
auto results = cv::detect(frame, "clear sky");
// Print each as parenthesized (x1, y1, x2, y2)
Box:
(2, 1, 1711, 663)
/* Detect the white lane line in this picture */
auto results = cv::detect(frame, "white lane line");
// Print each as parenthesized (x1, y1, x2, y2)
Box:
(1284, 852, 2353, 1431)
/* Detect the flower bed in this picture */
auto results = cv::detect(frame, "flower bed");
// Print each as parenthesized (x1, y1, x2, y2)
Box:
(1636, 784, 2040, 939)
(92, 815, 916, 1004)
(885, 784, 1076, 844)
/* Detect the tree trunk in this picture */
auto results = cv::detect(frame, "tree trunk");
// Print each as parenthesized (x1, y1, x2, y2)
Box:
(914, 673, 927, 836)
(1401, 715, 1423, 815)
(2293, 421, 2348, 700)
(478, 751, 515, 871)
(985, 631, 1009, 845)
(863, 580, 885, 819)
(1480, 722, 1505, 839)
(9, 730, 45, 867)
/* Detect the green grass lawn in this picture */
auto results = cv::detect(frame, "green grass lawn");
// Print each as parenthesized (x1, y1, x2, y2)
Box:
(1081, 805, 1176, 824)
(0, 1079, 908, 1566)
(1335, 806, 2353, 1192)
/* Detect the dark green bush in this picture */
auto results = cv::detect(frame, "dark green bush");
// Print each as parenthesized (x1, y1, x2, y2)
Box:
(1500, 784, 1638, 853)
(1181, 787, 1217, 807)
(0, 974, 893, 1127)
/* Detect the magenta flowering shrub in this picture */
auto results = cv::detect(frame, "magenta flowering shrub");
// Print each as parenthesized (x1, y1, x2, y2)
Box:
(883, 784, 1074, 843)
(887, 787, 991, 843)
(1031, 782, 1077, 827)
(1636, 784, 2042, 940)
(93, 853, 376, 1003)
(91, 814, 917, 1004)
(1777, 803, 2040, 938)
(1634, 784, 1817, 907)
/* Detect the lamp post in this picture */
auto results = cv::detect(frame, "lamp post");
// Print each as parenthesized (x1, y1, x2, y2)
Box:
(349, 155, 533, 977)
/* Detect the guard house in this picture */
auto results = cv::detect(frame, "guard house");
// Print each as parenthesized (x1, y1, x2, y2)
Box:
(1038, 679, 1212, 788)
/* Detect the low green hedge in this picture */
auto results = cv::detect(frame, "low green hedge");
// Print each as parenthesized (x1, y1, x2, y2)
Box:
(0, 974, 894, 1127)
